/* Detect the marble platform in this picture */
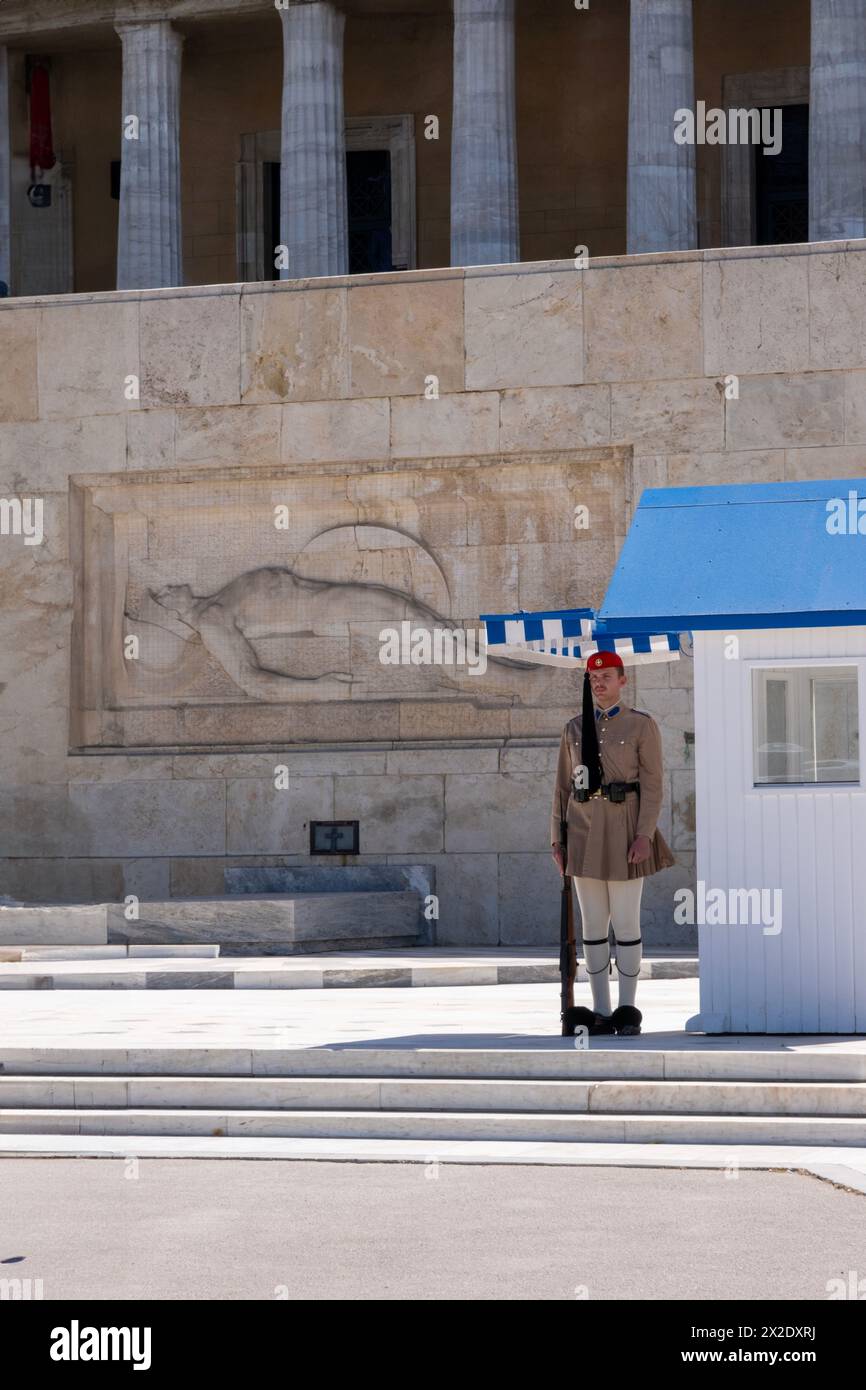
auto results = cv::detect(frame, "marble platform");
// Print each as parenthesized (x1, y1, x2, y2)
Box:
(224, 864, 435, 899)
(0, 903, 107, 946)
(105, 892, 426, 954)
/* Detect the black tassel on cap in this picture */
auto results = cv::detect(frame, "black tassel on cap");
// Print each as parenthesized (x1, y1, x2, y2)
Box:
(581, 669, 603, 794)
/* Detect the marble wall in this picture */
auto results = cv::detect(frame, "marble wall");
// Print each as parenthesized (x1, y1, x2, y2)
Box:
(3, 241, 866, 943)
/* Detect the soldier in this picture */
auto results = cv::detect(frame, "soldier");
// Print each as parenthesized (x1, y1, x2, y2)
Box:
(551, 650, 674, 1037)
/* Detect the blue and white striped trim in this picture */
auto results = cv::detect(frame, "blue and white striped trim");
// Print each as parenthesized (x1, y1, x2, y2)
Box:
(480, 610, 681, 668)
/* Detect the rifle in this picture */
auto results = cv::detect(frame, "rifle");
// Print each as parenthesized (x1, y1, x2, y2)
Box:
(558, 795, 577, 1036)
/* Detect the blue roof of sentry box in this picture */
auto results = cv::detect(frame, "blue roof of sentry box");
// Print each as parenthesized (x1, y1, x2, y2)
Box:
(595, 478, 866, 634)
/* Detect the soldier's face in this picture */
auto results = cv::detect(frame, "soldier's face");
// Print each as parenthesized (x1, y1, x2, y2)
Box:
(589, 669, 627, 706)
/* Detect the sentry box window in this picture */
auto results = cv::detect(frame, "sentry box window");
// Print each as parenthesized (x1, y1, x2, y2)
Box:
(310, 821, 360, 855)
(753, 665, 859, 786)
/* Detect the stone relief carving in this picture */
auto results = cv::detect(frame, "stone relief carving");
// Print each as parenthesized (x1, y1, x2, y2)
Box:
(130, 526, 536, 704)
(74, 452, 621, 746)
(148, 565, 461, 701)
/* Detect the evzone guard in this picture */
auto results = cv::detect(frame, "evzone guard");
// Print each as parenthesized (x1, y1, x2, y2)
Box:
(551, 650, 674, 1037)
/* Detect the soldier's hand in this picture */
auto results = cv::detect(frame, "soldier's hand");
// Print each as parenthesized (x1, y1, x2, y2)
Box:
(627, 834, 651, 864)
(551, 844, 566, 875)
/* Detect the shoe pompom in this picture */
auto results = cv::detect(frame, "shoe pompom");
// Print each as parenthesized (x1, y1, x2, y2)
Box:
(611, 1005, 642, 1035)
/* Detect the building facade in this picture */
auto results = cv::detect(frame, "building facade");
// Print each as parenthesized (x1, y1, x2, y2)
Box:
(1, 1, 866, 946)
(2, 0, 865, 296)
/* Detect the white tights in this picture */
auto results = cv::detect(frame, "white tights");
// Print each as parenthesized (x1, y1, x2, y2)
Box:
(573, 876, 644, 1015)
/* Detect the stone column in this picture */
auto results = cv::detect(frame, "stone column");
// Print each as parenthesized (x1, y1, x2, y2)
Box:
(0, 47, 11, 294)
(115, 20, 184, 290)
(809, 0, 866, 242)
(627, 0, 697, 254)
(450, 0, 519, 267)
(278, 1, 348, 279)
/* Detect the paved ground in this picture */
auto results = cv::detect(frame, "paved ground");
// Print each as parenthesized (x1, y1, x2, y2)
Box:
(1, 976, 863, 1052)
(2, 1157, 864, 1300)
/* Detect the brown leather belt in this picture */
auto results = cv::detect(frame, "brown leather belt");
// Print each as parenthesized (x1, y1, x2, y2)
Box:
(574, 781, 640, 803)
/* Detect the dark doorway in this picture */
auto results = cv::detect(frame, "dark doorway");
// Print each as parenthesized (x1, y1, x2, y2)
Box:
(346, 148, 392, 273)
(266, 148, 393, 278)
(754, 103, 809, 245)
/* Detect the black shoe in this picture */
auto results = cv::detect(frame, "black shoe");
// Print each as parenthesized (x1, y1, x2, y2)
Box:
(563, 1006, 616, 1037)
(611, 1005, 642, 1036)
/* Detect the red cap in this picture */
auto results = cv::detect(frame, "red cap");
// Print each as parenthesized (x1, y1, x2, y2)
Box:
(586, 650, 624, 672)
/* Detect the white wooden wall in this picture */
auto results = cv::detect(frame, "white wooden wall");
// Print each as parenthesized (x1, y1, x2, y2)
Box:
(690, 627, 866, 1034)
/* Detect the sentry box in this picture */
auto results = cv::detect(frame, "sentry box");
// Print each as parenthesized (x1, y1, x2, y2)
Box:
(484, 478, 866, 1035)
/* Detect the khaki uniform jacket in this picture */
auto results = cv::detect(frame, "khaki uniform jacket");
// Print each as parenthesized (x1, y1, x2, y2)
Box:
(550, 703, 675, 881)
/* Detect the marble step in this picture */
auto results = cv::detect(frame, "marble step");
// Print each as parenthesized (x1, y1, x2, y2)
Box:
(106, 892, 425, 954)
(0, 953, 698, 989)
(1, 1106, 865, 1144)
(0, 904, 107, 946)
(0, 1074, 863, 1118)
(1, 1046, 864, 1084)
(0, 945, 221, 963)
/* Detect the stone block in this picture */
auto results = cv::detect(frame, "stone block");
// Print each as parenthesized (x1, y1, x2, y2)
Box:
(334, 775, 444, 854)
(225, 863, 434, 899)
(0, 904, 107, 946)
(399, 702, 512, 741)
(671, 769, 696, 852)
(464, 268, 583, 389)
(385, 748, 499, 775)
(727, 372, 845, 450)
(0, 788, 81, 858)
(39, 300, 140, 420)
(105, 892, 424, 953)
(499, 385, 610, 451)
(703, 254, 810, 376)
(281, 397, 389, 463)
(808, 250, 866, 371)
(659, 723, 696, 773)
(611, 378, 724, 452)
(349, 275, 464, 397)
(67, 782, 227, 857)
(121, 859, 172, 902)
(175, 405, 282, 466)
(226, 778, 334, 855)
(843, 371, 866, 443)
(125, 409, 176, 473)
(241, 283, 348, 402)
(174, 750, 388, 780)
(0, 415, 126, 494)
(498, 852, 561, 945)
(584, 260, 702, 382)
(784, 444, 866, 479)
(508, 705, 572, 739)
(66, 756, 175, 783)
(445, 773, 549, 853)
(666, 450, 786, 487)
(172, 855, 371, 899)
(0, 308, 39, 422)
(629, 455, 668, 501)
(499, 745, 560, 773)
(387, 851, 499, 946)
(140, 291, 241, 408)
(390, 393, 499, 459)
(0, 858, 125, 904)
